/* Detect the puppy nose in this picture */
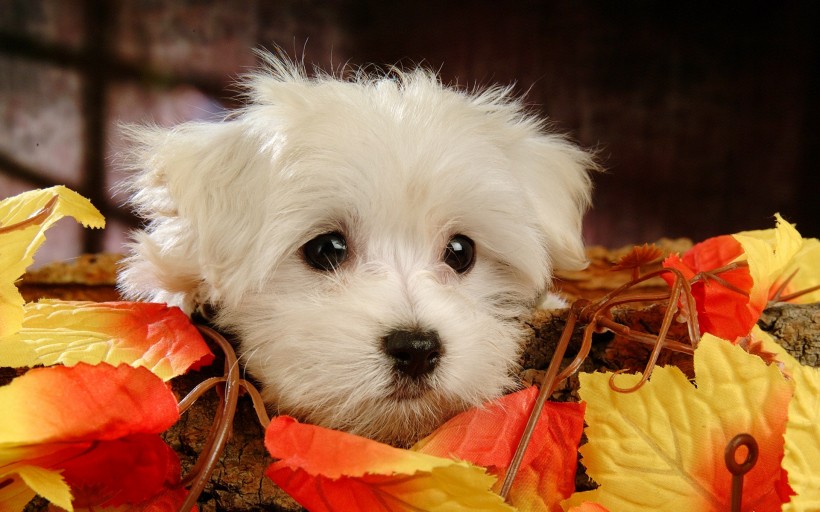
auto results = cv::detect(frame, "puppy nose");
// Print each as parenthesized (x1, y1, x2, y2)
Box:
(383, 330, 442, 379)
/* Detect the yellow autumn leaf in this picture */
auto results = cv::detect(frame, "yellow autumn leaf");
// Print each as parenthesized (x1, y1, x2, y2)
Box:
(0, 453, 77, 512)
(0, 471, 37, 512)
(565, 335, 793, 511)
(740, 327, 820, 511)
(782, 360, 820, 511)
(0, 186, 105, 337)
(0, 300, 213, 382)
(734, 214, 819, 304)
(16, 465, 74, 512)
(757, 324, 820, 510)
(777, 237, 820, 303)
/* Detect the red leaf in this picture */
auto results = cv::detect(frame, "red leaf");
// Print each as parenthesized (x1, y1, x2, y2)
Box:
(59, 434, 182, 508)
(414, 386, 586, 511)
(662, 235, 755, 340)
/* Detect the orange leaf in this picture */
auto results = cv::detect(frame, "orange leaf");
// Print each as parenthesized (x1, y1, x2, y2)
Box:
(0, 300, 214, 381)
(662, 235, 755, 340)
(414, 386, 585, 511)
(0, 363, 179, 445)
(0, 364, 184, 511)
(265, 416, 513, 511)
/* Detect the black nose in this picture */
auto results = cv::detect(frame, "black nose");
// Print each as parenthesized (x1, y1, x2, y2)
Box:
(382, 329, 442, 379)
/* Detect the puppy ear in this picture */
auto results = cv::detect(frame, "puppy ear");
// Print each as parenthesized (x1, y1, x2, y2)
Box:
(118, 120, 273, 311)
(514, 133, 596, 272)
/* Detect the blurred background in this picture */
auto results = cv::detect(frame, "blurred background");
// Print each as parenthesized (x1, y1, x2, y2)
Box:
(1, 0, 817, 267)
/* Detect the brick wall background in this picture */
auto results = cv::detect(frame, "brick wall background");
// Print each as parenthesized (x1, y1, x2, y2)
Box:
(1, 0, 817, 265)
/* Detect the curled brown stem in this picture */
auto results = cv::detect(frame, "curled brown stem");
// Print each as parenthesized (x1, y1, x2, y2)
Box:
(240, 378, 271, 430)
(177, 326, 242, 509)
(769, 269, 799, 302)
(609, 273, 682, 393)
(690, 261, 751, 297)
(177, 377, 227, 415)
(595, 317, 694, 355)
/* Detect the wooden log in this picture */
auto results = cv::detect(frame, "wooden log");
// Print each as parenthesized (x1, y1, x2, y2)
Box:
(13, 252, 819, 510)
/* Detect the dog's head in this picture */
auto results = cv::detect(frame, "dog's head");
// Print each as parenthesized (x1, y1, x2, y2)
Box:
(119, 56, 594, 445)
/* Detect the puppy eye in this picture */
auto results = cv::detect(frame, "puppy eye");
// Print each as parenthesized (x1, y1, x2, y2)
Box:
(303, 232, 348, 271)
(443, 235, 475, 274)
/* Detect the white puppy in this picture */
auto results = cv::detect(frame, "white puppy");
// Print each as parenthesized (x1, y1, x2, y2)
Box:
(118, 55, 594, 445)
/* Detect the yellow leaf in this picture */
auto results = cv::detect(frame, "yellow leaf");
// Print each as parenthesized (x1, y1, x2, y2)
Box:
(0, 187, 104, 337)
(778, 237, 820, 303)
(13, 466, 73, 512)
(565, 335, 793, 511)
(750, 323, 820, 510)
(0, 300, 213, 381)
(782, 362, 820, 512)
(733, 214, 818, 304)
(0, 472, 36, 512)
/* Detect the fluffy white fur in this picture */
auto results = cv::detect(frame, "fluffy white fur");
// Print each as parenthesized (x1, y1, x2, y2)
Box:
(118, 55, 594, 445)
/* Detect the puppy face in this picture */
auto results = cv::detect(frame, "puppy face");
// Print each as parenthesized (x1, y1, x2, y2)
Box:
(119, 56, 594, 445)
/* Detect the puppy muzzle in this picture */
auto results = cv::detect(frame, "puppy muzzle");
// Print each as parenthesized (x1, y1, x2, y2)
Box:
(382, 329, 442, 379)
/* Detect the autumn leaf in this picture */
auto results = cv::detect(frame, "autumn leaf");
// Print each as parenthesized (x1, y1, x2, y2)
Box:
(777, 237, 820, 303)
(565, 335, 793, 511)
(736, 216, 820, 304)
(414, 386, 585, 511)
(0, 363, 178, 444)
(265, 416, 514, 511)
(0, 464, 75, 512)
(0, 363, 183, 511)
(662, 235, 754, 340)
(662, 215, 818, 341)
(0, 186, 104, 338)
(0, 300, 214, 381)
(57, 434, 183, 508)
(733, 213, 805, 308)
(566, 503, 610, 512)
(781, 357, 820, 511)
